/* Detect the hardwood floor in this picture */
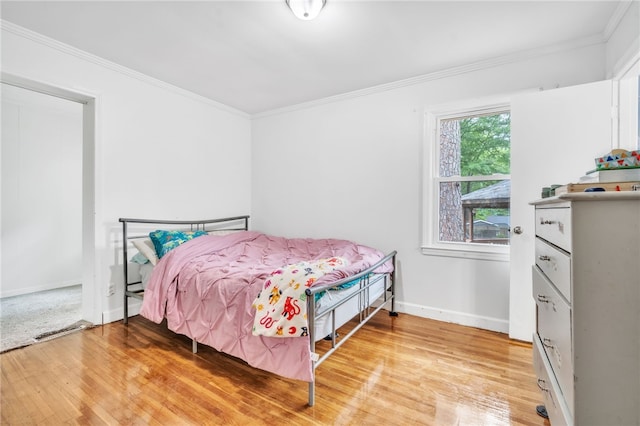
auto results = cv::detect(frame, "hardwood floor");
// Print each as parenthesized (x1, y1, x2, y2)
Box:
(1, 312, 549, 425)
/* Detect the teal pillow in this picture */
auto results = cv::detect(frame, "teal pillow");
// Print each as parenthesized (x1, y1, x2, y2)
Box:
(148, 229, 207, 259)
(131, 252, 150, 264)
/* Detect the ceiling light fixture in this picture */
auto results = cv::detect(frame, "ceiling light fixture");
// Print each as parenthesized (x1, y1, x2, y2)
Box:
(286, 0, 326, 21)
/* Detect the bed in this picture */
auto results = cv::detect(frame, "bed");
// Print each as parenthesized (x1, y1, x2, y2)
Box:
(119, 215, 397, 406)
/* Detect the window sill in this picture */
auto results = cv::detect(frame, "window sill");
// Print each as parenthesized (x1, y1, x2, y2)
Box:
(421, 245, 509, 262)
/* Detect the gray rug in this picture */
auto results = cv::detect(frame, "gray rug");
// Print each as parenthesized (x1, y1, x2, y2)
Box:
(0, 285, 92, 353)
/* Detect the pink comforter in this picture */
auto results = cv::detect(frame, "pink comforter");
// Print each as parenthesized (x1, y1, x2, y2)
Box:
(139, 231, 392, 382)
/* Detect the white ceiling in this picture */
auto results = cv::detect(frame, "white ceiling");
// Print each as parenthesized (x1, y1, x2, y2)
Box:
(0, 1, 627, 114)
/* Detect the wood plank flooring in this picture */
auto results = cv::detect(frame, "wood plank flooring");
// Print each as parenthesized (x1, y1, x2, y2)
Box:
(1, 312, 549, 425)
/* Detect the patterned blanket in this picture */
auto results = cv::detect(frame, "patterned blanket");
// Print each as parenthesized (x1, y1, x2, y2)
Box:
(252, 257, 348, 338)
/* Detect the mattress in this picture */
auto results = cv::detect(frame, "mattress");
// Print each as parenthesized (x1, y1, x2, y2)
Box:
(313, 274, 386, 339)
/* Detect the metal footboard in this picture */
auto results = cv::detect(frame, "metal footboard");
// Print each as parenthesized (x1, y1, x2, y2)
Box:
(305, 251, 398, 406)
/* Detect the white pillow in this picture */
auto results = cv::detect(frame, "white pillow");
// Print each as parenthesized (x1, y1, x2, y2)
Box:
(208, 230, 241, 236)
(132, 238, 159, 266)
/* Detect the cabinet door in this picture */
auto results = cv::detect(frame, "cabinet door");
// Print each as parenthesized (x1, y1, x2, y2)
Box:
(508, 80, 613, 341)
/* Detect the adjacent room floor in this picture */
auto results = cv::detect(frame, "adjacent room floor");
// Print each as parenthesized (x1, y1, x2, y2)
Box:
(0, 285, 88, 353)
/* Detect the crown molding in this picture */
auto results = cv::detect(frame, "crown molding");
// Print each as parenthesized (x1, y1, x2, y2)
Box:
(1, 18, 608, 121)
(0, 20, 250, 119)
(253, 33, 605, 119)
(603, 0, 634, 41)
(609, 38, 640, 80)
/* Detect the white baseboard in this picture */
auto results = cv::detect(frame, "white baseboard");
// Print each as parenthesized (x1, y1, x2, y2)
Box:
(102, 300, 142, 324)
(395, 301, 510, 334)
(0, 279, 81, 299)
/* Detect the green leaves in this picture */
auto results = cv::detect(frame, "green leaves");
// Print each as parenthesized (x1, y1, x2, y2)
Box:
(459, 113, 510, 176)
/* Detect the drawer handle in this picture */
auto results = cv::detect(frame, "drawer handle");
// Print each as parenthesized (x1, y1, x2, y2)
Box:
(537, 378, 549, 393)
(538, 255, 551, 262)
(536, 294, 550, 303)
(540, 219, 557, 225)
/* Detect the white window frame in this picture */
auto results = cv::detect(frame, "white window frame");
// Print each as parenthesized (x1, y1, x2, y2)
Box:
(422, 98, 511, 262)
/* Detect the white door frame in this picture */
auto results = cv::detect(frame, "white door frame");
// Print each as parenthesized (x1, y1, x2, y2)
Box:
(614, 52, 640, 151)
(1, 72, 103, 325)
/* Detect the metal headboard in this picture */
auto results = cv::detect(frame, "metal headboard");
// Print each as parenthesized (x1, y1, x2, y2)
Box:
(118, 215, 250, 324)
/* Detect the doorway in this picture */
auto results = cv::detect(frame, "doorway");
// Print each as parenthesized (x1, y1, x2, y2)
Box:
(1, 73, 100, 325)
(1, 83, 82, 296)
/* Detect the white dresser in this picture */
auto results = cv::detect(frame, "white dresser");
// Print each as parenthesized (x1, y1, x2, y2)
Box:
(531, 192, 640, 426)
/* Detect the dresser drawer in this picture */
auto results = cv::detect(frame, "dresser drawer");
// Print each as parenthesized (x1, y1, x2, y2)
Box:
(533, 334, 572, 426)
(535, 206, 572, 252)
(533, 266, 573, 414)
(535, 238, 571, 302)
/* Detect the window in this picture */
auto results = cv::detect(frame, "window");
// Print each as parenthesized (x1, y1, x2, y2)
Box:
(423, 101, 510, 261)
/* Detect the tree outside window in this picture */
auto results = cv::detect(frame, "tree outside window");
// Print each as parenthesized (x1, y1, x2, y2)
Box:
(438, 111, 511, 245)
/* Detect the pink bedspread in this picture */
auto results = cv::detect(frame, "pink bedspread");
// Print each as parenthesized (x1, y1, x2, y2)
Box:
(139, 231, 392, 382)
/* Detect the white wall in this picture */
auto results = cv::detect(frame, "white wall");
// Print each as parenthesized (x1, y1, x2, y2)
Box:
(251, 44, 607, 333)
(252, 1, 639, 333)
(1, 24, 252, 322)
(1, 3, 636, 328)
(1, 84, 83, 297)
